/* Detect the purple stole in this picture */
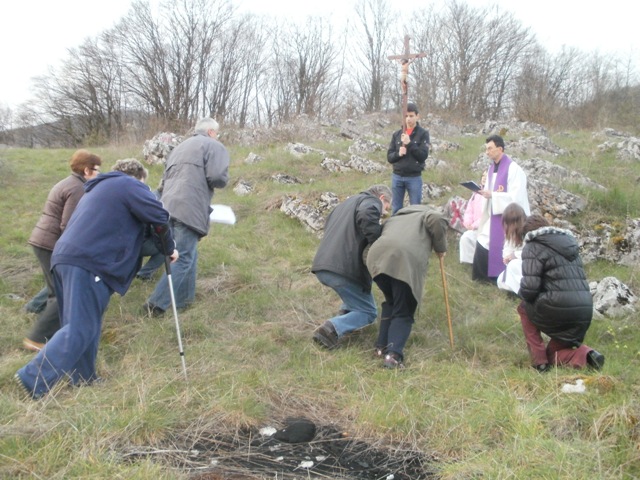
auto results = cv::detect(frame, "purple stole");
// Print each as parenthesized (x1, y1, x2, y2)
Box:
(488, 154, 512, 277)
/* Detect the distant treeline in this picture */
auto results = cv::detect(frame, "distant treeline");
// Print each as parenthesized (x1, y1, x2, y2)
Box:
(1, 0, 639, 146)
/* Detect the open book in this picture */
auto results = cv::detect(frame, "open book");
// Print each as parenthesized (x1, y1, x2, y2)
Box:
(459, 181, 482, 192)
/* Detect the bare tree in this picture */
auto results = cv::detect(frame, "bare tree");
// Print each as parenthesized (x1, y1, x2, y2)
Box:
(513, 46, 581, 125)
(31, 32, 126, 145)
(410, 1, 535, 120)
(112, 0, 232, 128)
(352, 0, 396, 112)
(265, 18, 342, 123)
(205, 14, 269, 127)
(0, 103, 12, 143)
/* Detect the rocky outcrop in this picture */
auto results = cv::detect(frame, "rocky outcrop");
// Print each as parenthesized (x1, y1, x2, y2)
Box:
(143, 132, 184, 165)
(590, 277, 638, 318)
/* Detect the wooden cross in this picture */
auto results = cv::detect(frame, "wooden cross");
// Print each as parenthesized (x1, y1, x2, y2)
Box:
(388, 35, 426, 131)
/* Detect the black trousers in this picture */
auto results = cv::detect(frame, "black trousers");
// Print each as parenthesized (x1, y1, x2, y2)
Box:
(472, 242, 497, 283)
(373, 274, 417, 360)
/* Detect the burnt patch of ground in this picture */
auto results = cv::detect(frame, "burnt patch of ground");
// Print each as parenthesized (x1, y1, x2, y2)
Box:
(122, 422, 439, 479)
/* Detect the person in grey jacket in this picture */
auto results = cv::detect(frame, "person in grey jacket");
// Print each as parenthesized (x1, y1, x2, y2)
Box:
(366, 205, 448, 368)
(144, 117, 230, 316)
(518, 215, 604, 372)
(24, 149, 102, 351)
(311, 185, 392, 349)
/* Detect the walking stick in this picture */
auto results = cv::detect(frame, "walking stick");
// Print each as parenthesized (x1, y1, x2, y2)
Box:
(439, 255, 454, 348)
(164, 255, 188, 379)
(156, 225, 187, 380)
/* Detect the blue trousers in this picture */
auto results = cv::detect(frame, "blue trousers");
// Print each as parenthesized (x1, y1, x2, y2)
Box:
(315, 270, 377, 337)
(147, 220, 198, 311)
(17, 264, 112, 398)
(391, 173, 423, 215)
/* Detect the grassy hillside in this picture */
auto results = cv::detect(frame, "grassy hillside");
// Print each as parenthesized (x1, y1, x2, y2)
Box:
(0, 127, 638, 479)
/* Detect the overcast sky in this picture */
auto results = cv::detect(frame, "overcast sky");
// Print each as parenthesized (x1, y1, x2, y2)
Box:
(2, 0, 638, 109)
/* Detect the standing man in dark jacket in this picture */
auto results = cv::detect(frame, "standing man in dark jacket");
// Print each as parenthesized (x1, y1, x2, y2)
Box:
(518, 215, 604, 372)
(387, 103, 430, 215)
(311, 185, 392, 349)
(145, 117, 230, 316)
(16, 160, 178, 400)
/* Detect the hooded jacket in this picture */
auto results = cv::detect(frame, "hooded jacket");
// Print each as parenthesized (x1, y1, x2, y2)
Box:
(386, 123, 430, 177)
(52, 171, 173, 295)
(519, 226, 592, 346)
(366, 205, 448, 307)
(161, 132, 230, 237)
(312, 191, 384, 290)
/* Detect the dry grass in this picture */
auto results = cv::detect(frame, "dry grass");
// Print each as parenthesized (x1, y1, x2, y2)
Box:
(1, 128, 640, 479)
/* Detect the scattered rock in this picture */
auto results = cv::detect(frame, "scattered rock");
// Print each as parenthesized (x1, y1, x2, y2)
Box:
(348, 138, 385, 155)
(429, 138, 461, 154)
(285, 142, 326, 157)
(271, 173, 302, 185)
(345, 155, 387, 174)
(422, 182, 451, 200)
(590, 277, 638, 318)
(244, 152, 264, 164)
(519, 158, 606, 191)
(280, 195, 327, 235)
(321, 157, 352, 173)
(233, 179, 254, 196)
(142, 132, 184, 165)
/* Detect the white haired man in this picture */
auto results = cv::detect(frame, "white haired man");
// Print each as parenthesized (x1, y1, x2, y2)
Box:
(144, 118, 230, 316)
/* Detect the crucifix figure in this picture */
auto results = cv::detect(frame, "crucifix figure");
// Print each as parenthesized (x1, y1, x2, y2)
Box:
(388, 35, 426, 132)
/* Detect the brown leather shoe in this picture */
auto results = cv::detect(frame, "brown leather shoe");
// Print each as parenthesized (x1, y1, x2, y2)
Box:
(312, 321, 339, 349)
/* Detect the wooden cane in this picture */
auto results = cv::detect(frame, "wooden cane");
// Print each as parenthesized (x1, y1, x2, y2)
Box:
(439, 255, 454, 348)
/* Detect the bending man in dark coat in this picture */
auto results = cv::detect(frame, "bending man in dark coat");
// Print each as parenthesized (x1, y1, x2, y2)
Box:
(311, 185, 392, 349)
(518, 215, 604, 372)
(366, 205, 448, 369)
(16, 160, 178, 399)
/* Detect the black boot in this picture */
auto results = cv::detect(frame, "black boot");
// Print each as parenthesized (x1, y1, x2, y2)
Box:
(587, 350, 605, 370)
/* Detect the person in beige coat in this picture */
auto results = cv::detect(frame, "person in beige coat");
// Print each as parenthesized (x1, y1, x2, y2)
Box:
(366, 205, 448, 368)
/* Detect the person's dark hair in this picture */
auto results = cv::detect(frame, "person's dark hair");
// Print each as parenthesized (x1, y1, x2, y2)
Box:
(112, 158, 149, 181)
(69, 149, 102, 175)
(407, 102, 419, 114)
(522, 214, 550, 236)
(502, 203, 527, 246)
(367, 184, 392, 204)
(485, 134, 505, 150)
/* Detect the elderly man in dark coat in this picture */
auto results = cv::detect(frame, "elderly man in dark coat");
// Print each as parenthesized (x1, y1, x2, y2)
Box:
(366, 205, 448, 369)
(518, 215, 604, 372)
(311, 185, 392, 349)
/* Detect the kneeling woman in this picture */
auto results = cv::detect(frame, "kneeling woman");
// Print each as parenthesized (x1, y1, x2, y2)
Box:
(518, 215, 604, 372)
